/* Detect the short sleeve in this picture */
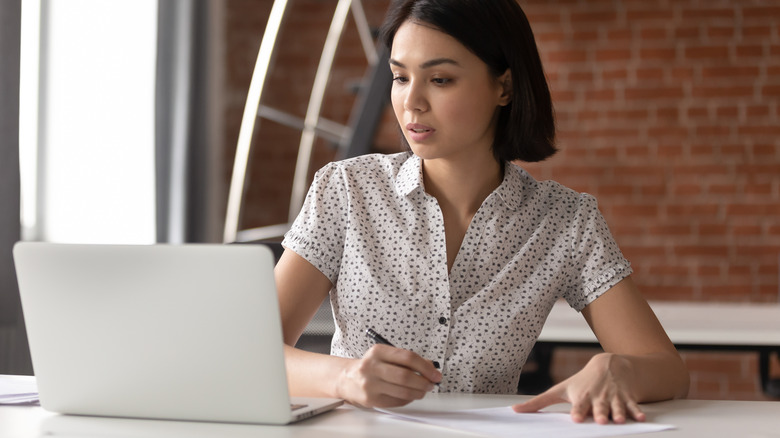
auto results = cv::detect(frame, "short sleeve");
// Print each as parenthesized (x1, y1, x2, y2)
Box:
(282, 162, 349, 284)
(563, 193, 632, 311)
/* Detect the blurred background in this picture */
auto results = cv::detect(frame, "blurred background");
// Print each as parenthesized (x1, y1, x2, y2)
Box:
(1, 0, 778, 401)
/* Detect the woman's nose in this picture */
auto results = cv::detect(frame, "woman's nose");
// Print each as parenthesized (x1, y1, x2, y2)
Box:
(404, 81, 428, 113)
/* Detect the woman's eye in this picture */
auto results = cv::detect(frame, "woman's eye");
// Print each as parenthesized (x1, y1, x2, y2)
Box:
(392, 76, 408, 84)
(432, 78, 451, 85)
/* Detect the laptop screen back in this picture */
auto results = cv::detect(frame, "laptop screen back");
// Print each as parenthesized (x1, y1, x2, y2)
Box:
(14, 243, 296, 424)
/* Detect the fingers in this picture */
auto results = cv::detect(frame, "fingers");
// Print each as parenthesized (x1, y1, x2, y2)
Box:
(373, 362, 435, 399)
(570, 392, 644, 425)
(381, 345, 443, 384)
(511, 386, 565, 413)
(626, 400, 646, 422)
(344, 345, 441, 408)
(588, 385, 615, 424)
(512, 379, 645, 425)
(610, 397, 627, 424)
(570, 396, 592, 423)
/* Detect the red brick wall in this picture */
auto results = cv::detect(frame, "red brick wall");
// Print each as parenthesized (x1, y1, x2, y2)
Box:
(521, 0, 780, 304)
(223, 0, 780, 400)
(517, 0, 780, 400)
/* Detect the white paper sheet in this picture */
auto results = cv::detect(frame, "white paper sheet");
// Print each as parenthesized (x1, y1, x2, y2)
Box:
(378, 405, 674, 438)
(0, 375, 40, 405)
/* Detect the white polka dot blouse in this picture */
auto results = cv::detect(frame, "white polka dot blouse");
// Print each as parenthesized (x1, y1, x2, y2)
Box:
(283, 152, 632, 394)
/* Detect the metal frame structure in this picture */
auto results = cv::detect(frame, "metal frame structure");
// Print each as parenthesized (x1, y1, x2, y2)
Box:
(223, 0, 391, 244)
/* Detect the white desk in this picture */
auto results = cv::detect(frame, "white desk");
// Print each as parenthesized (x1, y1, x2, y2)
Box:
(537, 300, 780, 396)
(540, 300, 780, 348)
(2, 393, 779, 438)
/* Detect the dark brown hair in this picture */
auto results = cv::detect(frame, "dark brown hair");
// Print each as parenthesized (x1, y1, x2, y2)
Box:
(380, 0, 556, 163)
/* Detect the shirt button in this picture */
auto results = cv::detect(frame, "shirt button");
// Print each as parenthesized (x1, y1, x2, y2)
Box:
(438, 316, 448, 325)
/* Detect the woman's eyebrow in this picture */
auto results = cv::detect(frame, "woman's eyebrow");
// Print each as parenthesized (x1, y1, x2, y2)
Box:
(389, 57, 462, 69)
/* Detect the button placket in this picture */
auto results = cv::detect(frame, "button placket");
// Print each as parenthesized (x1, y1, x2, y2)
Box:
(424, 194, 451, 388)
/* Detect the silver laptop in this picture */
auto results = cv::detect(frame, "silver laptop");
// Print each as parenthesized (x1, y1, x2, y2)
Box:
(13, 242, 342, 424)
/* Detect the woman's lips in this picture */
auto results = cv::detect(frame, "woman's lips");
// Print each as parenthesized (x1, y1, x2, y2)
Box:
(406, 123, 435, 142)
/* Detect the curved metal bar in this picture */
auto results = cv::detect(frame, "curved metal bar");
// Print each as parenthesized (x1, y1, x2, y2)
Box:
(351, 0, 377, 66)
(257, 105, 347, 145)
(288, 0, 352, 221)
(223, 0, 289, 243)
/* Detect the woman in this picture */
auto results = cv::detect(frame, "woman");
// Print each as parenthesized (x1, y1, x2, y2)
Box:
(275, 0, 689, 424)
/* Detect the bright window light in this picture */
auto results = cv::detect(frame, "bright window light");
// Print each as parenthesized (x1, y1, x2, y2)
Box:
(19, 0, 41, 240)
(22, 0, 158, 244)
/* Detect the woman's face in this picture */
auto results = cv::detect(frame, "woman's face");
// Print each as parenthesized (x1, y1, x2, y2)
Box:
(390, 20, 510, 164)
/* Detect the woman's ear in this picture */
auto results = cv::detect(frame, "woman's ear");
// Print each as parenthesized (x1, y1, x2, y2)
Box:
(498, 69, 512, 106)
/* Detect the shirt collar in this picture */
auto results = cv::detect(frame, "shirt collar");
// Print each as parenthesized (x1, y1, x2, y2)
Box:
(394, 153, 423, 197)
(393, 154, 531, 211)
(493, 162, 531, 211)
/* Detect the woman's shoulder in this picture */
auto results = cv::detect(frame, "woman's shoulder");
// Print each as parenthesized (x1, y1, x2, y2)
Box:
(506, 163, 596, 214)
(332, 151, 410, 169)
(315, 152, 407, 171)
(507, 163, 584, 198)
(316, 152, 413, 181)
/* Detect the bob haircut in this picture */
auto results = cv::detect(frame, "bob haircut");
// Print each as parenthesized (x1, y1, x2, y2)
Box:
(380, 0, 557, 163)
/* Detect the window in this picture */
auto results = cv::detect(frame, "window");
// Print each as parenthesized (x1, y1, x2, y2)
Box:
(20, 0, 158, 244)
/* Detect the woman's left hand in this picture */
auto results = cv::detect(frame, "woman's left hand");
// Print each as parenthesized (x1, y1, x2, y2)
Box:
(511, 352, 646, 424)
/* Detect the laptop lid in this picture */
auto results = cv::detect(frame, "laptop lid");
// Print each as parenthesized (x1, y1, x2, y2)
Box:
(13, 242, 341, 424)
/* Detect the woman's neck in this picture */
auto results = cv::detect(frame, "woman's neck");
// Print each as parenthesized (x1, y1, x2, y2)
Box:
(421, 154, 504, 218)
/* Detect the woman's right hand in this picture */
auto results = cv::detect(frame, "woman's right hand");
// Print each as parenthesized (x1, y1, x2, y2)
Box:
(276, 249, 441, 406)
(336, 344, 442, 408)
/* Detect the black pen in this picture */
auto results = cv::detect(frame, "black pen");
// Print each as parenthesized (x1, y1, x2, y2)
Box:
(365, 328, 441, 371)
(366, 328, 395, 347)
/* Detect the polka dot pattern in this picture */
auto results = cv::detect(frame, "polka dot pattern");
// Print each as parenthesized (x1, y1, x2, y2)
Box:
(283, 152, 632, 394)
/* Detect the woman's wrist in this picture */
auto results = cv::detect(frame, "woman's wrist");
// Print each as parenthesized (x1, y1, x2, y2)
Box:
(589, 353, 638, 395)
(589, 351, 688, 402)
(332, 356, 358, 402)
